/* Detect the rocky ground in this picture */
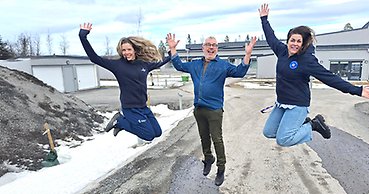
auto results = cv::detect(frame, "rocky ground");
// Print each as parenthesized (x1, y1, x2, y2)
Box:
(0, 66, 105, 177)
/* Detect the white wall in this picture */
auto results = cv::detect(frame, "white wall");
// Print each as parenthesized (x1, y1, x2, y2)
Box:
(257, 55, 276, 78)
(32, 66, 64, 92)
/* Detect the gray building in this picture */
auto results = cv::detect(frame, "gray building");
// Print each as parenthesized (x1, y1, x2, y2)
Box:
(177, 22, 369, 81)
(0, 55, 100, 93)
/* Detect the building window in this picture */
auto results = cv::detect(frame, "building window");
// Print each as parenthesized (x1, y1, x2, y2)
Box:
(330, 60, 362, 80)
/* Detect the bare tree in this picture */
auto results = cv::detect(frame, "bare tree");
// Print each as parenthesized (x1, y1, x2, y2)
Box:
(33, 34, 41, 56)
(29, 35, 35, 56)
(59, 34, 69, 55)
(104, 36, 112, 56)
(7, 41, 16, 57)
(15, 33, 30, 57)
(46, 30, 53, 55)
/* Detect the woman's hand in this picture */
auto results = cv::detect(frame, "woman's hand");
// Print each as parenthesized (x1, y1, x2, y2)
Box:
(258, 3, 269, 17)
(80, 23, 92, 31)
(362, 86, 369, 99)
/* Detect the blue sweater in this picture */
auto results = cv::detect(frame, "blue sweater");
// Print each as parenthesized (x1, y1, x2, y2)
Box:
(79, 29, 171, 108)
(171, 54, 249, 110)
(261, 16, 362, 107)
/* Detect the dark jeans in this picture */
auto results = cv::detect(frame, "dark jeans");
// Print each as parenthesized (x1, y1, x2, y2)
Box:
(116, 107, 162, 141)
(194, 107, 225, 170)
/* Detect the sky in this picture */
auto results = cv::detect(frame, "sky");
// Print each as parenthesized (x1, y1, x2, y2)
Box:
(0, 104, 193, 194)
(1, 0, 368, 56)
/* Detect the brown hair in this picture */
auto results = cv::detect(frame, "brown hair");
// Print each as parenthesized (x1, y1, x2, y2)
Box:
(287, 26, 316, 53)
(116, 36, 162, 62)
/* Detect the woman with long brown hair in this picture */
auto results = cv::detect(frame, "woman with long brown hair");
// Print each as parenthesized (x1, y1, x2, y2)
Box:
(79, 22, 170, 141)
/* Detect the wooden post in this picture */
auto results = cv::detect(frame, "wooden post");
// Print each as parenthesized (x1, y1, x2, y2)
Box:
(43, 123, 55, 151)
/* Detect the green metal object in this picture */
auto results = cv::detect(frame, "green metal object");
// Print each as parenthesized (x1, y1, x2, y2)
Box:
(41, 123, 60, 167)
(41, 150, 60, 167)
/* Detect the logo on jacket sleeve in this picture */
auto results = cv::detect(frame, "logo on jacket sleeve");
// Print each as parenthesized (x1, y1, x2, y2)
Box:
(289, 61, 298, 70)
(138, 119, 146, 123)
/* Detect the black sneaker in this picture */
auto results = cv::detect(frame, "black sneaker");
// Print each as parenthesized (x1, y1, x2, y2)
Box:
(105, 112, 120, 132)
(303, 117, 311, 124)
(113, 127, 122, 137)
(215, 169, 225, 186)
(202, 156, 215, 176)
(311, 114, 331, 139)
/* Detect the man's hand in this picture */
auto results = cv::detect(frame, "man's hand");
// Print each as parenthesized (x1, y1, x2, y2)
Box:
(245, 36, 257, 55)
(166, 33, 180, 56)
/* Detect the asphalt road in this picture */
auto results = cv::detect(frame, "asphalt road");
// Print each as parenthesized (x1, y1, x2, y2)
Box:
(73, 83, 369, 194)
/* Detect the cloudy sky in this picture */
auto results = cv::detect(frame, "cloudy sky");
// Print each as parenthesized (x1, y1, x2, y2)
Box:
(1, 0, 368, 56)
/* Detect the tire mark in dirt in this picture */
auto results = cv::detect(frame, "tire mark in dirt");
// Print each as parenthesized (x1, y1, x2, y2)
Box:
(292, 158, 322, 194)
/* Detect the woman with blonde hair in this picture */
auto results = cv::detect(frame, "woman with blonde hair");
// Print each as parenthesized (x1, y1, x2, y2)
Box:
(79, 22, 170, 141)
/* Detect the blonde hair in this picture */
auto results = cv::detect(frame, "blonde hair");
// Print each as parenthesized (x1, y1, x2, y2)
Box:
(116, 36, 162, 62)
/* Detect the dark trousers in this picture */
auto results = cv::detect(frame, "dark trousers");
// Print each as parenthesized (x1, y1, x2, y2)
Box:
(116, 106, 162, 141)
(194, 107, 225, 170)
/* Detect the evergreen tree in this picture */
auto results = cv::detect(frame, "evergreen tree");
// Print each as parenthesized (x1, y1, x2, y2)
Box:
(0, 36, 15, 59)
(158, 40, 166, 60)
(224, 35, 229, 43)
(187, 34, 191, 44)
(344, 23, 353, 31)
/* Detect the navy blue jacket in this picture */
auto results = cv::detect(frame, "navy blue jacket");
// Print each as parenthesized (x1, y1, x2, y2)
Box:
(79, 29, 170, 108)
(171, 53, 249, 110)
(261, 16, 362, 106)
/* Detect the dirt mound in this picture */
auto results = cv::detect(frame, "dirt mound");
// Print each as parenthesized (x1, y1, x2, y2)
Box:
(0, 66, 105, 176)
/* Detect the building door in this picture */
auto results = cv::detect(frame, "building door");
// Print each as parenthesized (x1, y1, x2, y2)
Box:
(32, 65, 65, 92)
(75, 65, 98, 90)
(62, 65, 78, 93)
